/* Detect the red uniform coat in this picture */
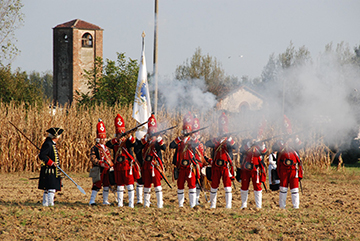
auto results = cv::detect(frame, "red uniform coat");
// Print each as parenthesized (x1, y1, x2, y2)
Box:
(205, 137, 236, 189)
(90, 143, 112, 190)
(240, 144, 267, 191)
(106, 136, 138, 186)
(170, 136, 199, 189)
(140, 136, 166, 188)
(277, 147, 303, 189)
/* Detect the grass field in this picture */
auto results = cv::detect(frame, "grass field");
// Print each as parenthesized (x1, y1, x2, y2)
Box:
(1, 102, 359, 240)
(0, 166, 359, 240)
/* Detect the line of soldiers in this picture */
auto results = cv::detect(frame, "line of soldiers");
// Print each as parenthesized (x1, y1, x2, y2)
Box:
(38, 112, 303, 209)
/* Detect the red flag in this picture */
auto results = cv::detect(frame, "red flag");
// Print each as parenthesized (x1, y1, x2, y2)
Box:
(283, 115, 292, 134)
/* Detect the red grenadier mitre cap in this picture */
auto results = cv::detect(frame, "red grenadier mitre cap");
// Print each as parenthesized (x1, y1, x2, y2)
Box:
(193, 115, 200, 131)
(183, 111, 193, 133)
(218, 112, 228, 135)
(97, 118, 106, 139)
(114, 114, 125, 134)
(148, 113, 158, 135)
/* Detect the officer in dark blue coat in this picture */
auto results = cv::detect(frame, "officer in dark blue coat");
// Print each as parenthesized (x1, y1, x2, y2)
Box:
(38, 127, 64, 206)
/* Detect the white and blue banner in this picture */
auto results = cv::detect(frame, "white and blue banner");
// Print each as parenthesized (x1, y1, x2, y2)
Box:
(133, 35, 152, 140)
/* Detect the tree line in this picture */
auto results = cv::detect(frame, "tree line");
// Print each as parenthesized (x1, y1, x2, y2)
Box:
(1, 0, 360, 114)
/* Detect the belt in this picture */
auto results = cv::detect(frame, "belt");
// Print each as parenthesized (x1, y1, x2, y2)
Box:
(216, 159, 225, 166)
(181, 159, 190, 166)
(244, 162, 254, 170)
(117, 156, 127, 162)
(283, 159, 294, 166)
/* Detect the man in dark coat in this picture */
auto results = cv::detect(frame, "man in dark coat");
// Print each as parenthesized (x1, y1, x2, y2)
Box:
(38, 127, 64, 206)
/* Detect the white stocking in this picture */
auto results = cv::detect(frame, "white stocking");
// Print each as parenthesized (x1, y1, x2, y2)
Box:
(144, 187, 151, 208)
(117, 186, 124, 207)
(291, 188, 299, 209)
(224, 186, 232, 209)
(189, 188, 197, 208)
(155, 186, 163, 208)
(177, 189, 185, 207)
(210, 188, 218, 209)
(279, 186, 288, 209)
(254, 190, 262, 208)
(127, 184, 135, 208)
(240, 189, 248, 209)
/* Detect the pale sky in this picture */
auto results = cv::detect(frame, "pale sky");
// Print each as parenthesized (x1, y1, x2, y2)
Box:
(11, 0, 360, 80)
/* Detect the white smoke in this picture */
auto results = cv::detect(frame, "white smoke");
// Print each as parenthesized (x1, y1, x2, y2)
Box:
(264, 49, 360, 147)
(150, 47, 360, 149)
(155, 76, 217, 114)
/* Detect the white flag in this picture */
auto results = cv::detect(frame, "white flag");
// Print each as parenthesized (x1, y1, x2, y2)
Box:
(132, 42, 151, 140)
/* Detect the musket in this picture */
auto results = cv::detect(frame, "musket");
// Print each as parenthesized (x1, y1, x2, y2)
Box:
(184, 126, 209, 137)
(255, 129, 307, 145)
(193, 147, 209, 202)
(9, 121, 40, 150)
(152, 150, 173, 189)
(262, 179, 268, 193)
(9, 121, 86, 195)
(258, 159, 268, 193)
(120, 121, 148, 138)
(224, 151, 237, 191)
(186, 147, 203, 192)
(150, 125, 178, 137)
(221, 129, 251, 138)
(29, 177, 40, 180)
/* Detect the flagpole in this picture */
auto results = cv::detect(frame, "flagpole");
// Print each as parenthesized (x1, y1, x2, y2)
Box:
(133, 31, 151, 140)
(142, 31, 145, 54)
(153, 0, 159, 117)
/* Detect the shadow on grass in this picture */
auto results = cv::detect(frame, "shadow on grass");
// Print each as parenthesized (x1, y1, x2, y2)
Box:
(330, 160, 360, 168)
(344, 161, 360, 168)
(0, 200, 90, 207)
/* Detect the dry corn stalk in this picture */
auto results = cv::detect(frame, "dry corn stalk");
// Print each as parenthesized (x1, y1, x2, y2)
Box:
(0, 100, 338, 174)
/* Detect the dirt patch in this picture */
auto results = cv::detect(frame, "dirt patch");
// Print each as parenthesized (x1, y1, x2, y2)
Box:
(0, 170, 359, 240)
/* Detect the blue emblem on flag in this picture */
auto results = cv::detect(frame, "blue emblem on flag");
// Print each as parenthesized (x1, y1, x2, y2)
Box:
(140, 82, 147, 101)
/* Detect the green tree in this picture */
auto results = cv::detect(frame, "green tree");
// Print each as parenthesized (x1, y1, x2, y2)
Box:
(28, 71, 53, 100)
(76, 53, 139, 106)
(175, 47, 238, 97)
(0, 68, 43, 106)
(0, 0, 24, 67)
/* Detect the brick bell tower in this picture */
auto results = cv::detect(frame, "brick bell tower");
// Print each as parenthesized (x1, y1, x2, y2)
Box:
(53, 19, 103, 105)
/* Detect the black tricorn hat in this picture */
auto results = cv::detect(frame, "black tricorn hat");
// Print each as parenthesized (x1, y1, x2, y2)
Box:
(46, 127, 64, 137)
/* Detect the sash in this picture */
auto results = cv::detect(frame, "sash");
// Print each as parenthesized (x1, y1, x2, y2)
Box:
(96, 143, 114, 167)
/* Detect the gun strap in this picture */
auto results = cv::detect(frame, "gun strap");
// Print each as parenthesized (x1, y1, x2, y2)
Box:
(96, 144, 114, 166)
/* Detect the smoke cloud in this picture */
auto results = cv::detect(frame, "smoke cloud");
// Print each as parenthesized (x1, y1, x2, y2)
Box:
(151, 48, 360, 150)
(263, 50, 360, 148)
(155, 77, 217, 114)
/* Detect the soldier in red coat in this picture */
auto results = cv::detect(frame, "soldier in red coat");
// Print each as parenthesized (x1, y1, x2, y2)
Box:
(106, 114, 139, 208)
(89, 119, 114, 205)
(276, 138, 303, 209)
(170, 112, 200, 208)
(139, 114, 166, 208)
(239, 139, 267, 209)
(205, 112, 237, 209)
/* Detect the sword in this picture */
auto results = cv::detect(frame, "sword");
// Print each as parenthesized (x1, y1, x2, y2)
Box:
(9, 121, 86, 195)
(56, 165, 86, 195)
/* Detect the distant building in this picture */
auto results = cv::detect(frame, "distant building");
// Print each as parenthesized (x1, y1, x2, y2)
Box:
(216, 86, 264, 113)
(53, 19, 103, 105)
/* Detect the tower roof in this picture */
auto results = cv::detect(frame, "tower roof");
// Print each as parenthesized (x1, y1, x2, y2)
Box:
(54, 19, 103, 30)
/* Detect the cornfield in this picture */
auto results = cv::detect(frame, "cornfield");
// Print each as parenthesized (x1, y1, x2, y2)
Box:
(0, 101, 336, 174)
